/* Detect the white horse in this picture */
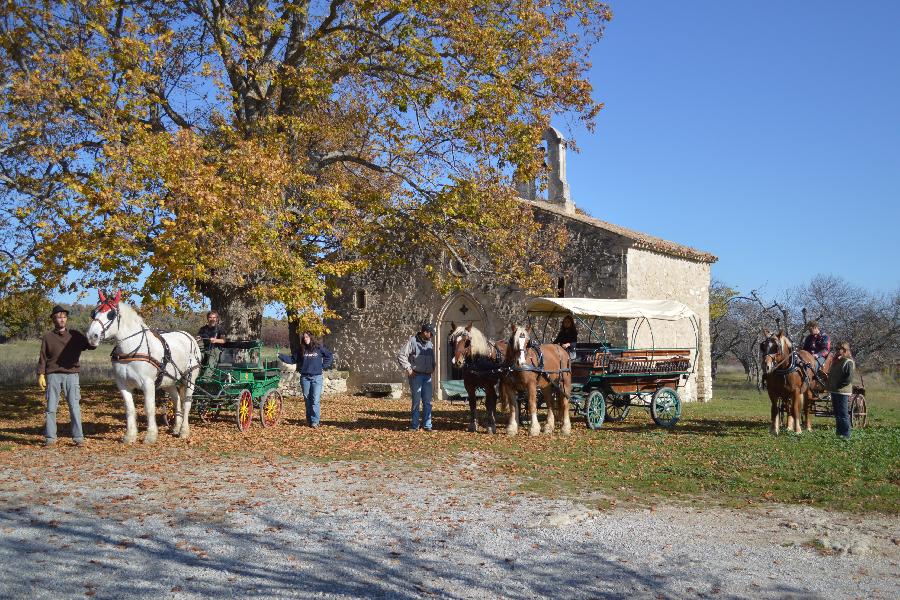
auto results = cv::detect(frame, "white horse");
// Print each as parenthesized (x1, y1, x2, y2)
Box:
(86, 291, 202, 444)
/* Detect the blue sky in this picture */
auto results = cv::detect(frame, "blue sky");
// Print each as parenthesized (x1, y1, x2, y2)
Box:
(562, 0, 900, 297)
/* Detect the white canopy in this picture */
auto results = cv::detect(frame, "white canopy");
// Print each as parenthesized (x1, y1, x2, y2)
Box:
(526, 297, 697, 322)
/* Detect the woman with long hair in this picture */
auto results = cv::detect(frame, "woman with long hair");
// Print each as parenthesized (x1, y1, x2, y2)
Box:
(280, 331, 334, 427)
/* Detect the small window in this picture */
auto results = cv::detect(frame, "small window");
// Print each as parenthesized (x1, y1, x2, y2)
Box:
(449, 258, 465, 276)
(354, 289, 367, 310)
(557, 277, 565, 298)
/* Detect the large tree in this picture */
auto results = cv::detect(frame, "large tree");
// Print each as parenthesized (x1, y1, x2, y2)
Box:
(1, 0, 609, 336)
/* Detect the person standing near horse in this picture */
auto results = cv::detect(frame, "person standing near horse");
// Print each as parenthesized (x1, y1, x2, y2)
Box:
(802, 321, 831, 374)
(553, 315, 578, 359)
(279, 331, 334, 427)
(197, 310, 226, 379)
(397, 323, 435, 431)
(37, 305, 97, 447)
(826, 341, 855, 440)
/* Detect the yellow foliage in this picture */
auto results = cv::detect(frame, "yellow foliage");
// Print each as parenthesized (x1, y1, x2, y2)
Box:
(1, 0, 610, 333)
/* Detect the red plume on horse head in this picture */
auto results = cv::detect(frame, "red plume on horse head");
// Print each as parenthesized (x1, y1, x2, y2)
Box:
(97, 289, 122, 308)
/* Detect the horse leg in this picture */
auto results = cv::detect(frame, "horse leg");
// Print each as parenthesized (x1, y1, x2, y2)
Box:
(121, 387, 138, 444)
(467, 388, 478, 433)
(504, 383, 518, 436)
(486, 387, 497, 434)
(171, 386, 183, 435)
(528, 381, 541, 437)
(792, 390, 803, 434)
(769, 392, 779, 436)
(543, 386, 556, 434)
(804, 391, 813, 432)
(178, 382, 192, 439)
(560, 380, 572, 436)
(142, 381, 158, 444)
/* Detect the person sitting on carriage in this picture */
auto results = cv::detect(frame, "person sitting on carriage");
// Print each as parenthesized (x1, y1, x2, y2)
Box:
(197, 310, 227, 379)
(553, 315, 578, 359)
(801, 320, 831, 374)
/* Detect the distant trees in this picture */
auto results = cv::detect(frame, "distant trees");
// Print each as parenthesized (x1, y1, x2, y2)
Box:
(711, 275, 899, 381)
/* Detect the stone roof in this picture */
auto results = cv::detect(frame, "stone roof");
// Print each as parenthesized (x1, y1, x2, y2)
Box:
(520, 198, 718, 264)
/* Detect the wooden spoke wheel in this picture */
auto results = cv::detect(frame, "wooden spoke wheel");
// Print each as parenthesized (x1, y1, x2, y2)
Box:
(259, 389, 283, 428)
(650, 387, 681, 428)
(850, 393, 868, 428)
(584, 389, 606, 430)
(604, 393, 631, 422)
(236, 389, 253, 432)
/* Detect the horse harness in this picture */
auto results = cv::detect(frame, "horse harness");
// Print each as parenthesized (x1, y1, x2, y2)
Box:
(764, 346, 817, 394)
(461, 338, 507, 379)
(92, 303, 198, 387)
(507, 334, 571, 397)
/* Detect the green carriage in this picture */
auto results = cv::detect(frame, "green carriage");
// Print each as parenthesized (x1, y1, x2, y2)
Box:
(525, 297, 699, 429)
(192, 339, 285, 432)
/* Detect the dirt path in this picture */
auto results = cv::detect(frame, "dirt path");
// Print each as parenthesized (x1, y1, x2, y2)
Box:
(1, 447, 897, 599)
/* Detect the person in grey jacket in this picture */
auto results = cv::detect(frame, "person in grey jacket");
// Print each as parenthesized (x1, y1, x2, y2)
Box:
(826, 341, 856, 440)
(397, 323, 436, 431)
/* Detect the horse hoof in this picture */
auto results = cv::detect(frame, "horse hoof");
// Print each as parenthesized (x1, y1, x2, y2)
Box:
(468, 422, 477, 433)
(561, 426, 571, 436)
(123, 435, 137, 445)
(488, 426, 497, 435)
(143, 434, 158, 445)
(528, 428, 540, 437)
(178, 430, 190, 440)
(506, 427, 517, 437)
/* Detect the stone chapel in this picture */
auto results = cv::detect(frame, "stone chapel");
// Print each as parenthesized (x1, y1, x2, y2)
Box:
(324, 127, 717, 402)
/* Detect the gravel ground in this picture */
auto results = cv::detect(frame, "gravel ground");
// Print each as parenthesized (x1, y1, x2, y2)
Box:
(1, 450, 897, 600)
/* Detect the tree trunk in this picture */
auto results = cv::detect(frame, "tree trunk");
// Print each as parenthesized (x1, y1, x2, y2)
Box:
(286, 309, 302, 356)
(203, 283, 264, 340)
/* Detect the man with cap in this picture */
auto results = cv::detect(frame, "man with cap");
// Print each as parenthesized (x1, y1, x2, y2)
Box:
(397, 322, 436, 431)
(37, 305, 97, 447)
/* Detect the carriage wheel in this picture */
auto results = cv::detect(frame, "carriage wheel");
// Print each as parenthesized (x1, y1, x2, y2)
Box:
(650, 387, 681, 428)
(585, 389, 606, 430)
(259, 389, 283, 428)
(604, 393, 631, 422)
(236, 389, 253, 432)
(850, 394, 868, 428)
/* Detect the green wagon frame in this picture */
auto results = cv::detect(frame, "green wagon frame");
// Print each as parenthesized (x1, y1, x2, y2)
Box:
(525, 297, 700, 430)
(191, 340, 285, 432)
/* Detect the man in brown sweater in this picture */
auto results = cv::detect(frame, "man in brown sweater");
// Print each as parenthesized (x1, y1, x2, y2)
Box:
(37, 305, 96, 447)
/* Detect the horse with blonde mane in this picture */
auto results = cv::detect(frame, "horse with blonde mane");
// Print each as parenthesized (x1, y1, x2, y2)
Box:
(501, 324, 572, 436)
(760, 329, 819, 434)
(85, 291, 202, 443)
(449, 322, 508, 434)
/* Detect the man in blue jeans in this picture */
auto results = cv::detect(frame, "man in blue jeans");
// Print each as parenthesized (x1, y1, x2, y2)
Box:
(37, 305, 96, 447)
(397, 323, 436, 431)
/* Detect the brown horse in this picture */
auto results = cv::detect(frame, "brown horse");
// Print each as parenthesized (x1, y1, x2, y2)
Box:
(449, 322, 508, 434)
(760, 329, 821, 434)
(501, 324, 572, 436)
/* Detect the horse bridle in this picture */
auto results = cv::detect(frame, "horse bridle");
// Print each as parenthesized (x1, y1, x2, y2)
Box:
(761, 337, 791, 373)
(90, 303, 121, 343)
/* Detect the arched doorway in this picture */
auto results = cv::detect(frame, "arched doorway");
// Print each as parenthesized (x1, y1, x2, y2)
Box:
(436, 293, 487, 399)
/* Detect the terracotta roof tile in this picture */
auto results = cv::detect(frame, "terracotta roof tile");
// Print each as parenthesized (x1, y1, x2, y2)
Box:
(520, 198, 718, 264)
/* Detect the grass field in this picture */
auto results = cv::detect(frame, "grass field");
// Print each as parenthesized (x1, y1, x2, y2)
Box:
(0, 361, 897, 513)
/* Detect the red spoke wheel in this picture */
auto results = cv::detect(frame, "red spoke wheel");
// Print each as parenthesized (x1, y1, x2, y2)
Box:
(236, 389, 253, 432)
(260, 389, 283, 428)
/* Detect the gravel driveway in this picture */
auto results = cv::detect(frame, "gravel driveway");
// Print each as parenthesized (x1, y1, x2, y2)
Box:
(1, 449, 897, 599)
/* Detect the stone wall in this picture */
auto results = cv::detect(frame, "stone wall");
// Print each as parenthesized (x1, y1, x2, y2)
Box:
(278, 362, 349, 396)
(625, 248, 712, 402)
(325, 209, 631, 395)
